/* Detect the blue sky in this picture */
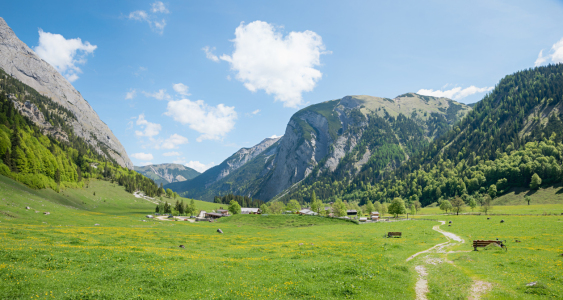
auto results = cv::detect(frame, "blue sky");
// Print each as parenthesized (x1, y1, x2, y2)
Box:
(3, 0, 563, 171)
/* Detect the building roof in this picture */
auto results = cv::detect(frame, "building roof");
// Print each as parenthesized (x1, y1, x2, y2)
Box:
(206, 212, 224, 217)
(241, 208, 260, 214)
(298, 209, 318, 215)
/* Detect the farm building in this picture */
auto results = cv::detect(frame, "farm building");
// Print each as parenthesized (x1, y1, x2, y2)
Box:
(298, 209, 318, 216)
(371, 211, 379, 221)
(217, 209, 229, 216)
(241, 208, 260, 214)
(205, 212, 224, 219)
(346, 210, 357, 216)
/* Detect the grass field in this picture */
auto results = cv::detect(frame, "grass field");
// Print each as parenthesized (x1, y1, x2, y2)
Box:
(417, 185, 563, 216)
(410, 214, 563, 299)
(1, 175, 562, 299)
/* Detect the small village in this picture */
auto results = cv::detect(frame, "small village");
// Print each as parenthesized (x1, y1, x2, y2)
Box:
(148, 205, 383, 223)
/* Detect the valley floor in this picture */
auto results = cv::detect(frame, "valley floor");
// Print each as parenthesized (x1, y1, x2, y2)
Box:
(1, 175, 562, 299)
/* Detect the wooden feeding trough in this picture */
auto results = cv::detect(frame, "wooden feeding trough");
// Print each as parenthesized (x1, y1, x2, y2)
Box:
(472, 240, 507, 251)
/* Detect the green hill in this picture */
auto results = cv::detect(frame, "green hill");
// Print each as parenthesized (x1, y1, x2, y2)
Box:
(0, 174, 220, 225)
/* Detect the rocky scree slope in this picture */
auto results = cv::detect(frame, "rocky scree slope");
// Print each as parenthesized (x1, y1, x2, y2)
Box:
(0, 17, 132, 169)
(134, 163, 200, 186)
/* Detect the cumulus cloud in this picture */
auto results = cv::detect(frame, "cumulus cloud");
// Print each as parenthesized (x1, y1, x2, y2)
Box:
(125, 89, 137, 100)
(185, 161, 216, 173)
(270, 134, 282, 139)
(34, 29, 97, 82)
(173, 83, 190, 96)
(219, 21, 328, 108)
(160, 134, 189, 149)
(202, 46, 219, 62)
(127, 1, 169, 34)
(163, 151, 181, 157)
(165, 99, 237, 141)
(143, 89, 171, 100)
(417, 86, 493, 101)
(135, 114, 161, 138)
(535, 37, 563, 67)
(251, 109, 260, 115)
(131, 152, 154, 161)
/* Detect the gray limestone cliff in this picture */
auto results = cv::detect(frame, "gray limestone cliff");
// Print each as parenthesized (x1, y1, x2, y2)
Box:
(0, 17, 133, 169)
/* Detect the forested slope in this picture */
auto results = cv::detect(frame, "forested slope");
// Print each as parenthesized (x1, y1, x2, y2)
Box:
(0, 68, 161, 196)
(331, 64, 563, 206)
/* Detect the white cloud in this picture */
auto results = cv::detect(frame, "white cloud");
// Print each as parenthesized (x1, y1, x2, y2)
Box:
(34, 29, 97, 82)
(160, 134, 189, 149)
(220, 21, 328, 108)
(125, 89, 137, 100)
(151, 1, 169, 13)
(143, 89, 171, 100)
(202, 46, 219, 62)
(131, 152, 154, 161)
(127, 1, 169, 34)
(128, 10, 149, 21)
(185, 161, 216, 173)
(163, 151, 181, 157)
(270, 134, 282, 139)
(251, 109, 260, 115)
(135, 114, 161, 138)
(173, 83, 190, 96)
(165, 99, 237, 141)
(417, 85, 493, 100)
(535, 37, 563, 66)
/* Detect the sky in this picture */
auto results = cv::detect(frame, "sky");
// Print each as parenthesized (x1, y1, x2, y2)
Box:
(3, 0, 563, 172)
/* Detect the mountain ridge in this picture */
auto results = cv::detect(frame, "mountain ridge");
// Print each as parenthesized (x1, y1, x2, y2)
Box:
(134, 163, 200, 187)
(167, 93, 471, 202)
(0, 17, 133, 169)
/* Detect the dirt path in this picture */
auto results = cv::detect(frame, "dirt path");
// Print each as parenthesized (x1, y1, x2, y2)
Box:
(409, 221, 490, 299)
(415, 265, 429, 300)
(407, 221, 464, 262)
(468, 280, 492, 300)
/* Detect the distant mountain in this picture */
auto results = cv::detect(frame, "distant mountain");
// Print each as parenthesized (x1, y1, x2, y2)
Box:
(167, 93, 470, 202)
(134, 163, 200, 187)
(0, 17, 132, 168)
(164, 137, 281, 200)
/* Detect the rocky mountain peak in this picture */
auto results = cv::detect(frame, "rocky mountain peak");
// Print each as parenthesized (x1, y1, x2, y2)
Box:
(0, 17, 133, 169)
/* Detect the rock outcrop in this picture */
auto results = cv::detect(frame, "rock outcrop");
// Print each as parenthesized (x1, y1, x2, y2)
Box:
(0, 17, 133, 169)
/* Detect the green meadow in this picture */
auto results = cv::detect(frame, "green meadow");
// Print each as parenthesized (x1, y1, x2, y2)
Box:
(1, 175, 563, 299)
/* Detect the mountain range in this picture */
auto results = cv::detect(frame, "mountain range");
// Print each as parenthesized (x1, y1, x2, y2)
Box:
(134, 163, 200, 187)
(166, 93, 471, 201)
(3, 16, 562, 208)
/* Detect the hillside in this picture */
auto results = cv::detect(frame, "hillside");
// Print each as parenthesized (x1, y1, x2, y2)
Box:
(0, 64, 161, 198)
(334, 64, 563, 207)
(134, 163, 200, 186)
(0, 174, 220, 225)
(165, 137, 281, 200)
(0, 17, 132, 168)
